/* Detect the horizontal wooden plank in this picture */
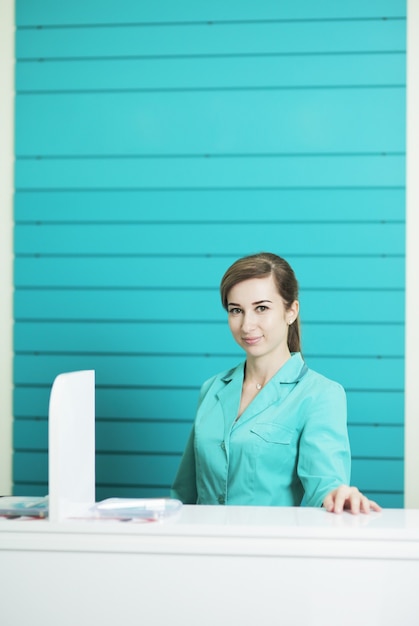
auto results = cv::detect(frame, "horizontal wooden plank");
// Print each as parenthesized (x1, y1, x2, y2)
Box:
(13, 452, 49, 484)
(14, 257, 406, 290)
(13, 387, 200, 421)
(12, 451, 404, 493)
(16, 20, 406, 59)
(13, 420, 192, 454)
(13, 420, 404, 459)
(95, 486, 170, 498)
(360, 491, 403, 507)
(12, 450, 180, 486)
(14, 155, 406, 190)
(293, 287, 404, 323)
(102, 453, 181, 486)
(25, 421, 193, 454)
(13, 420, 46, 450)
(12, 354, 240, 388)
(16, 53, 406, 92)
(11, 483, 170, 500)
(13, 188, 407, 223)
(13, 388, 404, 425)
(351, 458, 403, 492)
(303, 324, 404, 358)
(13, 321, 405, 358)
(14, 222, 405, 256)
(13, 288, 405, 328)
(15, 0, 406, 27)
(349, 425, 403, 458)
(309, 356, 404, 391)
(15, 89, 405, 156)
(346, 391, 404, 425)
(13, 354, 405, 390)
(12, 484, 49, 497)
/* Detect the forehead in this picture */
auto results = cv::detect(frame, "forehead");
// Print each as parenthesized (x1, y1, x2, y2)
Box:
(227, 274, 280, 303)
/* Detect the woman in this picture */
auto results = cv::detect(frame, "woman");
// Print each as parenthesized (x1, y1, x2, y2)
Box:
(171, 252, 381, 514)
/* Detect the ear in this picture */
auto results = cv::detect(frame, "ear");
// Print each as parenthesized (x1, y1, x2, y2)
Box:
(288, 300, 299, 324)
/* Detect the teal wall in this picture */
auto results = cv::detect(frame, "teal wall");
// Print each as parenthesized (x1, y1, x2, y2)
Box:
(13, 1, 406, 506)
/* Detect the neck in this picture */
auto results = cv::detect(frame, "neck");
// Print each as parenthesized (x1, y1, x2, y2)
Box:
(244, 351, 292, 388)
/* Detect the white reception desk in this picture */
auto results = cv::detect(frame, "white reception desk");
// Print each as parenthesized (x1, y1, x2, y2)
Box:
(1, 505, 419, 626)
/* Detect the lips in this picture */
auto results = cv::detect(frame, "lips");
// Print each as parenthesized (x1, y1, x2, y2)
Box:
(242, 336, 263, 345)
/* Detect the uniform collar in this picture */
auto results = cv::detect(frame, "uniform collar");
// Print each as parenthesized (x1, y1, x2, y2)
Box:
(218, 353, 307, 429)
(221, 352, 308, 386)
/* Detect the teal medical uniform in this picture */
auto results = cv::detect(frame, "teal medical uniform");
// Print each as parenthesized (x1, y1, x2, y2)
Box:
(171, 352, 351, 507)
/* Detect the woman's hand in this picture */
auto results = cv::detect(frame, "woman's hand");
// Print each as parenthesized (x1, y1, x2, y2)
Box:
(323, 485, 382, 514)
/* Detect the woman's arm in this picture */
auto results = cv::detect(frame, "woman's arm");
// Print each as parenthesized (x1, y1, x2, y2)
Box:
(297, 380, 351, 507)
(170, 425, 198, 504)
(297, 377, 381, 514)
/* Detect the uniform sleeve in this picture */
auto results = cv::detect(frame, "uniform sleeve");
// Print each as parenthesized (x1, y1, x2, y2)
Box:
(170, 425, 198, 504)
(297, 381, 351, 507)
(171, 373, 225, 504)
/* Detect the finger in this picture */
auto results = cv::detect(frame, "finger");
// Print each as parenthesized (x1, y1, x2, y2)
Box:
(348, 494, 362, 515)
(370, 500, 382, 512)
(341, 487, 366, 514)
(334, 487, 353, 514)
(359, 496, 370, 514)
(342, 492, 361, 515)
(360, 498, 382, 514)
(322, 493, 335, 512)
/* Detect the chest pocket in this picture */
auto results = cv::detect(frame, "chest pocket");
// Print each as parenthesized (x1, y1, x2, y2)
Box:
(250, 422, 294, 445)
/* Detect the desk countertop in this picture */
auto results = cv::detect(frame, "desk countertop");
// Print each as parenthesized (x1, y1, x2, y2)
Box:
(1, 506, 419, 559)
(2, 506, 419, 626)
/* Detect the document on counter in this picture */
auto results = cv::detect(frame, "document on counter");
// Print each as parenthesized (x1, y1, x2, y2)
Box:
(0, 496, 49, 519)
(88, 498, 183, 522)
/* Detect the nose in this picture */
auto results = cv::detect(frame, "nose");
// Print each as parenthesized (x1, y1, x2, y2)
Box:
(241, 311, 257, 333)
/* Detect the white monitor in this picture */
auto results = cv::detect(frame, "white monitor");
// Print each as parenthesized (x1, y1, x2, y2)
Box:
(48, 370, 95, 521)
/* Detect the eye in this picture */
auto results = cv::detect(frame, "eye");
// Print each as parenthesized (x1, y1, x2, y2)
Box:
(228, 307, 242, 315)
(256, 305, 268, 312)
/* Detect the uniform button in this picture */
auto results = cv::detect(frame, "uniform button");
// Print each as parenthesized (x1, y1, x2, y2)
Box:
(218, 495, 225, 505)
(220, 441, 226, 451)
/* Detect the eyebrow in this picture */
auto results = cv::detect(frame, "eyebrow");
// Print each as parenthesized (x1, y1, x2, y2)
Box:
(227, 299, 272, 307)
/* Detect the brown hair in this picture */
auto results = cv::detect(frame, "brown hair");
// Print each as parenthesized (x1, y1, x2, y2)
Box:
(220, 252, 301, 353)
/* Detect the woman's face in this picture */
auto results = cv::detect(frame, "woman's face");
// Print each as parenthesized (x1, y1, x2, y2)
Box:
(226, 274, 299, 362)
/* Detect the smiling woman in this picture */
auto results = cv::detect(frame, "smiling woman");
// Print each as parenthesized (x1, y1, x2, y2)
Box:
(171, 252, 382, 514)
(226, 274, 298, 417)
